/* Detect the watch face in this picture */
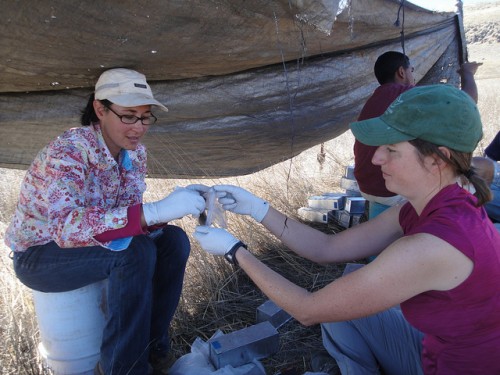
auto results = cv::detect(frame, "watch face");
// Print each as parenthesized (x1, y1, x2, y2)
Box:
(224, 252, 233, 264)
(225, 241, 244, 266)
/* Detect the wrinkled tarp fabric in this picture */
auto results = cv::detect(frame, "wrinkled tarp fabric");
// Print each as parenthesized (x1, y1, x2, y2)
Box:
(0, 0, 464, 178)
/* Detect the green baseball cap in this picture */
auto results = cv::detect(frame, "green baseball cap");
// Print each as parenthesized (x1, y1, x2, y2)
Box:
(350, 84, 482, 152)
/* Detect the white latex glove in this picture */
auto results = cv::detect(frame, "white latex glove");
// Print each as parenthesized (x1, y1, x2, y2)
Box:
(194, 226, 240, 256)
(186, 183, 226, 199)
(213, 185, 269, 222)
(142, 187, 206, 226)
(186, 183, 211, 195)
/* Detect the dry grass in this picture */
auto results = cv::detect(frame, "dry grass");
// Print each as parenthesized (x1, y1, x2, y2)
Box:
(142, 138, 352, 373)
(0, 139, 351, 375)
(0, 221, 50, 375)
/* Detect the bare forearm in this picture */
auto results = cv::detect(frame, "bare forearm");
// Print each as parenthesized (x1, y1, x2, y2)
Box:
(234, 244, 403, 325)
(235, 247, 316, 325)
(260, 206, 334, 263)
(459, 62, 481, 103)
(260, 205, 404, 263)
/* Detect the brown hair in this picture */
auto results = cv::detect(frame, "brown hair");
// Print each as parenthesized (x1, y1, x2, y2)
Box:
(409, 139, 492, 206)
(80, 94, 112, 126)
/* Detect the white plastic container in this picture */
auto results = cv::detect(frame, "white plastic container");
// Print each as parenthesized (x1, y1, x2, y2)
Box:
(344, 196, 366, 214)
(297, 207, 330, 223)
(307, 194, 345, 210)
(32, 280, 107, 375)
(340, 177, 359, 192)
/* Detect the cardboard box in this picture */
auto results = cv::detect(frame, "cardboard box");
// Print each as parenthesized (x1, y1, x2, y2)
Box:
(344, 165, 355, 180)
(336, 210, 352, 228)
(340, 177, 359, 192)
(208, 321, 279, 369)
(256, 300, 292, 329)
(345, 189, 362, 197)
(307, 194, 345, 210)
(333, 210, 363, 228)
(344, 197, 366, 214)
(342, 263, 365, 276)
(298, 207, 329, 223)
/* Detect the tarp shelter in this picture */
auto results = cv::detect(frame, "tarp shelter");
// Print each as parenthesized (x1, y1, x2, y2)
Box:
(0, 0, 467, 177)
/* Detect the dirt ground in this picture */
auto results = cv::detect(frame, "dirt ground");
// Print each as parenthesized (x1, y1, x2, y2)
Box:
(463, 1, 500, 148)
(465, 1, 500, 79)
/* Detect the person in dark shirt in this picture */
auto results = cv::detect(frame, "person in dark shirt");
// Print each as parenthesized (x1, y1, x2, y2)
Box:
(354, 51, 480, 219)
(472, 131, 500, 225)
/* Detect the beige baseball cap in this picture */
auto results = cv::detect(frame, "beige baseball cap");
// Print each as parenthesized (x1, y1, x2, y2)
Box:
(95, 68, 168, 112)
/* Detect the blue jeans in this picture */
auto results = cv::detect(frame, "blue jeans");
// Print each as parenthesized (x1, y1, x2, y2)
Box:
(486, 183, 500, 223)
(321, 307, 424, 375)
(13, 225, 190, 375)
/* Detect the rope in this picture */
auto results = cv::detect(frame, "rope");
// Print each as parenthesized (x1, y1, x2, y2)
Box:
(394, 0, 406, 55)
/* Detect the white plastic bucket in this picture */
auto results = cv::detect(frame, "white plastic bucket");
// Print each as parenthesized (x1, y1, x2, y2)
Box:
(32, 280, 107, 375)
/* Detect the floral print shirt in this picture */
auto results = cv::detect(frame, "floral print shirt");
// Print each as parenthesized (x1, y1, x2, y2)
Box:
(5, 124, 147, 252)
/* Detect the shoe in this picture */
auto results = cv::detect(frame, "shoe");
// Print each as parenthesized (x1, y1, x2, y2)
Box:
(149, 351, 177, 375)
(310, 352, 340, 375)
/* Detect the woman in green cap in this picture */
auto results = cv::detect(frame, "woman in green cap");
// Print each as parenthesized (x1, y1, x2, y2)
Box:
(191, 84, 500, 374)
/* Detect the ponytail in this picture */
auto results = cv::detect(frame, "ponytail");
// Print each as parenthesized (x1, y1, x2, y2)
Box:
(80, 95, 113, 126)
(80, 93, 97, 126)
(464, 167, 493, 206)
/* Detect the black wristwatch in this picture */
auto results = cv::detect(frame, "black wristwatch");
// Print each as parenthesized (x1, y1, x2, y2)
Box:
(224, 241, 247, 266)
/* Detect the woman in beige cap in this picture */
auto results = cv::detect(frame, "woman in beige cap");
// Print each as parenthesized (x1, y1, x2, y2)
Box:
(5, 68, 204, 374)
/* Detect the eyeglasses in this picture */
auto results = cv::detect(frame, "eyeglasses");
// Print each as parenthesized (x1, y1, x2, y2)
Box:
(105, 105, 157, 126)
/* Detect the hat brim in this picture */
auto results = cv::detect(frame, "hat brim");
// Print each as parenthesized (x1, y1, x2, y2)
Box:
(107, 93, 169, 112)
(350, 117, 415, 146)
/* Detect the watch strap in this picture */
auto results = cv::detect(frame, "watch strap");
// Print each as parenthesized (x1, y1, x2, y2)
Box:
(224, 241, 247, 266)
